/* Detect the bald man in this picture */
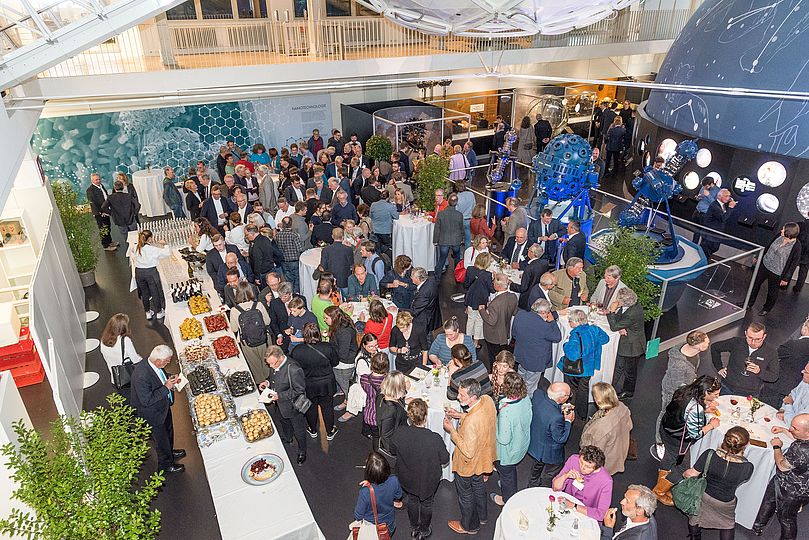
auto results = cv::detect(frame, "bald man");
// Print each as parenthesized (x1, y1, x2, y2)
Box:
(754, 413, 809, 538)
(527, 382, 575, 488)
(701, 188, 736, 260)
(215, 251, 254, 296)
(503, 227, 530, 270)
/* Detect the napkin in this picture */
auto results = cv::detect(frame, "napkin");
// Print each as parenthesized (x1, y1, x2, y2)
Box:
(258, 387, 275, 404)
(174, 372, 189, 392)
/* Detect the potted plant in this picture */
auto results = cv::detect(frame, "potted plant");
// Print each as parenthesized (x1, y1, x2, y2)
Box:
(365, 134, 394, 166)
(590, 225, 662, 321)
(415, 154, 449, 211)
(0, 394, 164, 539)
(52, 182, 103, 287)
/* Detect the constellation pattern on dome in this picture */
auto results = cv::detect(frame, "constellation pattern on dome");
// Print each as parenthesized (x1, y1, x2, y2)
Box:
(758, 58, 809, 157)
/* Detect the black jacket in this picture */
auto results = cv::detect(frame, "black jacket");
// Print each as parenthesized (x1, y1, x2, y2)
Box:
(606, 303, 646, 357)
(502, 237, 530, 269)
(774, 337, 809, 395)
(464, 267, 494, 309)
(703, 200, 733, 233)
(527, 217, 566, 262)
(205, 244, 242, 280)
(330, 326, 359, 365)
(534, 119, 553, 143)
(215, 260, 255, 294)
(433, 207, 464, 246)
(388, 425, 450, 499)
(201, 195, 235, 233)
(798, 219, 809, 264)
(321, 242, 355, 288)
(268, 294, 307, 350)
(376, 397, 408, 454)
(612, 516, 658, 540)
(101, 191, 140, 226)
(511, 257, 549, 310)
(311, 222, 335, 247)
(290, 343, 339, 398)
(130, 360, 172, 427)
(711, 336, 778, 396)
(86, 183, 109, 216)
(562, 232, 587, 263)
(411, 277, 441, 335)
(248, 234, 276, 277)
(266, 359, 306, 419)
(186, 191, 204, 220)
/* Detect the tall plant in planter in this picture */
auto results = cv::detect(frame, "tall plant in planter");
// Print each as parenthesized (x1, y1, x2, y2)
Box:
(591, 226, 662, 321)
(0, 394, 164, 540)
(365, 135, 394, 164)
(415, 154, 449, 211)
(52, 182, 103, 285)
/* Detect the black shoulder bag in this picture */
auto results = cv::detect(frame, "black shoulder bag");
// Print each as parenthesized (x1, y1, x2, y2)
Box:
(561, 332, 585, 376)
(112, 338, 135, 389)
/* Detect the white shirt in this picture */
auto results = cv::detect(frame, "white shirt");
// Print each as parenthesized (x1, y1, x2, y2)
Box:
(614, 518, 648, 538)
(463, 246, 489, 268)
(94, 183, 108, 201)
(275, 206, 295, 225)
(237, 204, 249, 224)
(99, 335, 142, 383)
(784, 380, 809, 424)
(212, 197, 225, 225)
(225, 224, 250, 252)
(195, 234, 213, 254)
(134, 243, 171, 268)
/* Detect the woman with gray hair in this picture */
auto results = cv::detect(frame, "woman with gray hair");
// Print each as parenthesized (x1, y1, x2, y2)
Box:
(559, 309, 609, 420)
(607, 287, 646, 400)
(591, 264, 628, 308)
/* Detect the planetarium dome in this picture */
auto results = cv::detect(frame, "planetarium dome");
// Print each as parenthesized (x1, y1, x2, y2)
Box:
(645, 0, 809, 159)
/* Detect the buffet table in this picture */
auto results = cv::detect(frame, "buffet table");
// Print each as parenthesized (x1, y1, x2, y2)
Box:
(493, 487, 599, 540)
(543, 308, 621, 402)
(146, 247, 324, 540)
(405, 366, 458, 482)
(393, 214, 436, 271)
(689, 395, 793, 529)
(132, 169, 169, 217)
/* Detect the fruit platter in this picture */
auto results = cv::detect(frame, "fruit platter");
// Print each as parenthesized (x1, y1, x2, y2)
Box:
(241, 453, 284, 486)
(188, 295, 211, 315)
(240, 409, 274, 442)
(179, 317, 204, 340)
(181, 342, 212, 363)
(192, 392, 228, 427)
(186, 365, 218, 396)
(204, 313, 228, 333)
(227, 370, 256, 397)
(213, 335, 240, 360)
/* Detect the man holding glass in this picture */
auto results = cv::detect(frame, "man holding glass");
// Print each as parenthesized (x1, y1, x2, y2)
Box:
(711, 322, 779, 397)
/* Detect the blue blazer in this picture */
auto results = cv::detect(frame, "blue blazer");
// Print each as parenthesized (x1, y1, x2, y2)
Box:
(511, 310, 562, 372)
(527, 217, 566, 261)
(528, 391, 570, 464)
(201, 196, 235, 233)
(215, 259, 255, 293)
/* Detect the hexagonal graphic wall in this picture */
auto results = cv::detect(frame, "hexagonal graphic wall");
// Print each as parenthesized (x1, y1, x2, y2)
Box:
(31, 94, 331, 198)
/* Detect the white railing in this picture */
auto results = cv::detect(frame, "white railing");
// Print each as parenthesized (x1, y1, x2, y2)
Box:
(35, 9, 692, 78)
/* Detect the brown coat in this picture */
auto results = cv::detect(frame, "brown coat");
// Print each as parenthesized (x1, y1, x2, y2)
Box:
(548, 268, 589, 311)
(450, 394, 498, 477)
(478, 291, 518, 345)
(580, 402, 633, 474)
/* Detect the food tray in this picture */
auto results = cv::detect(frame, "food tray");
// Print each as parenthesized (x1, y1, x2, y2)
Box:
(204, 313, 228, 333)
(179, 317, 204, 341)
(181, 342, 213, 363)
(241, 453, 284, 486)
(213, 335, 240, 360)
(239, 409, 274, 442)
(189, 295, 211, 315)
(186, 365, 218, 396)
(227, 370, 256, 397)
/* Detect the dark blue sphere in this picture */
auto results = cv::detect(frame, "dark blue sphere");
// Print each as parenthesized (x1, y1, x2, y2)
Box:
(533, 134, 599, 202)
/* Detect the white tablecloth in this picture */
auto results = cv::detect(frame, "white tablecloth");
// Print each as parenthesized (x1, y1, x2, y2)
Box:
(405, 368, 458, 482)
(689, 395, 794, 529)
(393, 214, 436, 271)
(493, 487, 600, 540)
(298, 247, 322, 301)
(542, 309, 621, 402)
(488, 262, 522, 285)
(132, 170, 169, 217)
(341, 300, 397, 322)
(142, 246, 324, 540)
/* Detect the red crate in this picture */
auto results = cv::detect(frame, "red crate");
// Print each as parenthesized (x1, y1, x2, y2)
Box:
(10, 359, 45, 387)
(0, 328, 36, 370)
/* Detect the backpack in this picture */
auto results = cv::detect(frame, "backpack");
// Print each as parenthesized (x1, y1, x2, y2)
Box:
(235, 302, 267, 347)
(372, 253, 391, 277)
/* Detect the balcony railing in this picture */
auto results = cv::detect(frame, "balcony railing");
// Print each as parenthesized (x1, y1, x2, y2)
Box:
(33, 8, 692, 78)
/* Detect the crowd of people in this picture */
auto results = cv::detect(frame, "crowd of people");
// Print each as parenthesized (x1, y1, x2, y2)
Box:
(91, 122, 809, 540)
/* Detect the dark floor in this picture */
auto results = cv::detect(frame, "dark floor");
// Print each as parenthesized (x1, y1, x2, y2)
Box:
(20, 166, 804, 540)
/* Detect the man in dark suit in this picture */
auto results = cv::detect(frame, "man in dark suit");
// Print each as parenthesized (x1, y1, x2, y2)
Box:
(320, 227, 356, 297)
(410, 267, 441, 342)
(606, 287, 646, 400)
(130, 345, 185, 473)
(353, 143, 372, 170)
(233, 192, 254, 225)
(86, 172, 117, 251)
(205, 235, 242, 281)
(284, 176, 306, 204)
(215, 252, 255, 295)
(511, 299, 562, 396)
(527, 382, 574, 487)
(527, 272, 558, 313)
(184, 179, 204, 220)
(101, 179, 140, 235)
(259, 346, 308, 464)
(604, 486, 659, 540)
(511, 244, 549, 310)
(201, 184, 235, 234)
(711, 321, 779, 398)
(389, 399, 450, 538)
(352, 168, 371, 208)
(534, 113, 553, 152)
(528, 209, 566, 264)
(761, 320, 809, 407)
(560, 219, 586, 265)
(502, 228, 531, 270)
(245, 224, 277, 286)
(197, 173, 217, 201)
(700, 189, 736, 260)
(313, 177, 333, 205)
(268, 282, 306, 352)
(311, 211, 335, 247)
(433, 193, 464, 275)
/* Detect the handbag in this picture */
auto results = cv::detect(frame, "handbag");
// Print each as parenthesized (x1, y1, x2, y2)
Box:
(561, 333, 585, 376)
(111, 338, 135, 390)
(454, 248, 473, 283)
(672, 450, 714, 515)
(287, 365, 312, 415)
(349, 481, 391, 540)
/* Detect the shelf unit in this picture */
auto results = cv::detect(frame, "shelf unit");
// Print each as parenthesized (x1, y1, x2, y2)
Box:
(0, 209, 36, 321)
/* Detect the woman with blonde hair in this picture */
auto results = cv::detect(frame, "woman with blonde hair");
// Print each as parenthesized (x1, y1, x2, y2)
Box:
(99, 313, 142, 397)
(389, 310, 427, 373)
(463, 251, 495, 348)
(377, 371, 409, 456)
(116, 171, 139, 201)
(463, 234, 491, 269)
(580, 382, 633, 474)
(133, 229, 171, 320)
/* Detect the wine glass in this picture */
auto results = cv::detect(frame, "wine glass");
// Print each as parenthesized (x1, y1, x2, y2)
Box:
(741, 357, 752, 377)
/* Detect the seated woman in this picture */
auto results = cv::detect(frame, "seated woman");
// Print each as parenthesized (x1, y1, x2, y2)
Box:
(463, 235, 491, 268)
(446, 344, 491, 400)
(427, 317, 476, 367)
(551, 445, 613, 523)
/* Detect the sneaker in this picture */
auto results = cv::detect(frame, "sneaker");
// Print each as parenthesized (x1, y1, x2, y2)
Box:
(326, 427, 338, 441)
(650, 443, 664, 462)
(307, 428, 318, 438)
(103, 245, 118, 252)
(145, 310, 154, 320)
(156, 310, 165, 319)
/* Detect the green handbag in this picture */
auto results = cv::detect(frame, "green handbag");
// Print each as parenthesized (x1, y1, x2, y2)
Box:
(671, 450, 713, 516)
